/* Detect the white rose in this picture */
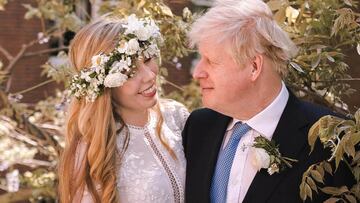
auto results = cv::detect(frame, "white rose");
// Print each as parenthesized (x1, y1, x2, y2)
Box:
(126, 39, 140, 55)
(135, 27, 150, 41)
(250, 147, 270, 171)
(104, 72, 128, 88)
(124, 14, 143, 35)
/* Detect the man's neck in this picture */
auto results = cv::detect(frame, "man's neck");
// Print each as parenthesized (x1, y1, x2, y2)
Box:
(223, 80, 283, 120)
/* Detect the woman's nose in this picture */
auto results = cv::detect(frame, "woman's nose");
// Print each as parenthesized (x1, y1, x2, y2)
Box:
(140, 64, 156, 83)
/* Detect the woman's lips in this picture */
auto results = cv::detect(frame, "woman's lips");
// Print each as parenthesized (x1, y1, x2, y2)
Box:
(139, 84, 157, 97)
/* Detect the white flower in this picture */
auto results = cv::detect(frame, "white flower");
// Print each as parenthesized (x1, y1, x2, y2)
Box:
(117, 40, 128, 53)
(267, 163, 280, 175)
(250, 147, 270, 171)
(110, 60, 130, 73)
(104, 72, 128, 88)
(80, 70, 93, 82)
(124, 14, 143, 35)
(126, 39, 140, 55)
(146, 21, 161, 38)
(135, 26, 150, 41)
(143, 44, 159, 59)
(6, 169, 19, 192)
(91, 54, 109, 67)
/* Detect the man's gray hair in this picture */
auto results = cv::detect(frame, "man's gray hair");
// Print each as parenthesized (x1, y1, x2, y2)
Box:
(189, 0, 298, 76)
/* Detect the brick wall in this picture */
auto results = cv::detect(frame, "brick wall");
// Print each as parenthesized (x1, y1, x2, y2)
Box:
(0, 0, 60, 104)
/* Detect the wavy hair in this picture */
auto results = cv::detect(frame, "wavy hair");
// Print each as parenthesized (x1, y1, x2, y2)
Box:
(189, 0, 298, 76)
(58, 15, 174, 203)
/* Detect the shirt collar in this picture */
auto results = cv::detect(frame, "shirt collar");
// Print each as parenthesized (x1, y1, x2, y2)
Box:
(227, 82, 289, 139)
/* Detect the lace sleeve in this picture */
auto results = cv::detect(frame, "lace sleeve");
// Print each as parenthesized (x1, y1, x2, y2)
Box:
(160, 99, 190, 132)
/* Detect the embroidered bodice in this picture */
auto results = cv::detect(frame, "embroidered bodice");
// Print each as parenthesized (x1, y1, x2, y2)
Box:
(116, 99, 189, 203)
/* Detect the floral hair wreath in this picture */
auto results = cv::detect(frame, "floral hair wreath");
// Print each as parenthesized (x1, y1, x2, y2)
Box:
(69, 14, 163, 102)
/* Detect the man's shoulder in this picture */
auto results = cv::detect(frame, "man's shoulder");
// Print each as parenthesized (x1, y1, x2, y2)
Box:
(296, 99, 342, 123)
(188, 108, 225, 121)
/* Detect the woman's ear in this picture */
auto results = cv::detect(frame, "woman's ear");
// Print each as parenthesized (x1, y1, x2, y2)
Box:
(250, 54, 263, 81)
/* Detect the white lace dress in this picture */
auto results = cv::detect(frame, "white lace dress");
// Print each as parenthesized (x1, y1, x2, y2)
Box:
(79, 99, 189, 203)
(117, 99, 188, 203)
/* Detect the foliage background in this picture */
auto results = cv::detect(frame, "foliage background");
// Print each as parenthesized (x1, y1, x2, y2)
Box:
(0, 0, 359, 202)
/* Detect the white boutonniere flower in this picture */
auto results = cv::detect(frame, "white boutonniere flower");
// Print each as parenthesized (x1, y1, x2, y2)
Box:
(251, 135, 298, 175)
(250, 147, 271, 171)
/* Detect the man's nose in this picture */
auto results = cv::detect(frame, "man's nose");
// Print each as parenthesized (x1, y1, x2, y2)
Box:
(192, 60, 208, 79)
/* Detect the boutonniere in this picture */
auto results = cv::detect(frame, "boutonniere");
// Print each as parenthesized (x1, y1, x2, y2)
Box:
(250, 136, 298, 175)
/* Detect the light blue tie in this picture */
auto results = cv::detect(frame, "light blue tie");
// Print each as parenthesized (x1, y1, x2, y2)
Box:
(210, 122, 251, 203)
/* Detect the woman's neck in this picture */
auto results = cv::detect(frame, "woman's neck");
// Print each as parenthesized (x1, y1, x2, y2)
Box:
(117, 108, 149, 127)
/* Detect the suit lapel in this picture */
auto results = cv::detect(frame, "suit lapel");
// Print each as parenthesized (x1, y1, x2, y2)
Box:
(243, 92, 310, 202)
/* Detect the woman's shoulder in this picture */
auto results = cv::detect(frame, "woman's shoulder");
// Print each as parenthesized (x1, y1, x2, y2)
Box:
(160, 98, 188, 112)
(159, 98, 189, 131)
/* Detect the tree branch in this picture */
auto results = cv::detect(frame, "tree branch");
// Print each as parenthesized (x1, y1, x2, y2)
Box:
(23, 46, 68, 57)
(12, 79, 55, 95)
(0, 45, 13, 61)
(4, 40, 37, 73)
(288, 84, 350, 115)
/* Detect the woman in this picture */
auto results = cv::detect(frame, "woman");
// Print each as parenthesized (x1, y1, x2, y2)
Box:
(58, 14, 188, 203)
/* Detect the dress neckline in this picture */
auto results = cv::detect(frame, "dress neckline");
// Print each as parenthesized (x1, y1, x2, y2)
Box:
(123, 108, 157, 131)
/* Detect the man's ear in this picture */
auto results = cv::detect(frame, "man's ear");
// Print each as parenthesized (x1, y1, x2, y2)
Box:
(250, 54, 263, 81)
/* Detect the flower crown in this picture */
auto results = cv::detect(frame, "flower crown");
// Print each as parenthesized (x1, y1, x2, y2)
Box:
(69, 14, 163, 102)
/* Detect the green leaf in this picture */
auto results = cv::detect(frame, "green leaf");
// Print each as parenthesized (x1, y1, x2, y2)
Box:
(274, 7, 286, 24)
(311, 54, 321, 69)
(345, 194, 357, 203)
(306, 177, 318, 193)
(355, 108, 360, 126)
(323, 162, 333, 175)
(267, 0, 287, 11)
(305, 183, 313, 200)
(334, 139, 345, 169)
(289, 61, 305, 73)
(320, 186, 348, 196)
(326, 54, 335, 63)
(310, 170, 324, 184)
(344, 0, 353, 6)
(300, 182, 307, 201)
(316, 165, 325, 177)
(308, 122, 320, 153)
(344, 133, 356, 158)
(324, 197, 340, 203)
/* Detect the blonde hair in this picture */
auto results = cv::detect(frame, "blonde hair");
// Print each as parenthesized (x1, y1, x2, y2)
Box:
(58, 15, 174, 203)
(189, 0, 298, 76)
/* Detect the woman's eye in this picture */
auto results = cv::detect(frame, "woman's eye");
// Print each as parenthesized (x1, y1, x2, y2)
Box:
(144, 57, 152, 63)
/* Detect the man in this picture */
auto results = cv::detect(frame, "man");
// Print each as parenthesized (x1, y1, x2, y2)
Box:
(182, 0, 354, 202)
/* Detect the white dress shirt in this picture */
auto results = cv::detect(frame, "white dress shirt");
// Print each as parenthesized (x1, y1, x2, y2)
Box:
(222, 82, 289, 203)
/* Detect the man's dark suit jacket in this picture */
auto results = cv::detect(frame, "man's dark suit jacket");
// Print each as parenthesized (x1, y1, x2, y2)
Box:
(182, 92, 354, 203)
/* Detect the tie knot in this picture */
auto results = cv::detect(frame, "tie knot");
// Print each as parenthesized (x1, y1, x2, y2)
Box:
(231, 122, 251, 141)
